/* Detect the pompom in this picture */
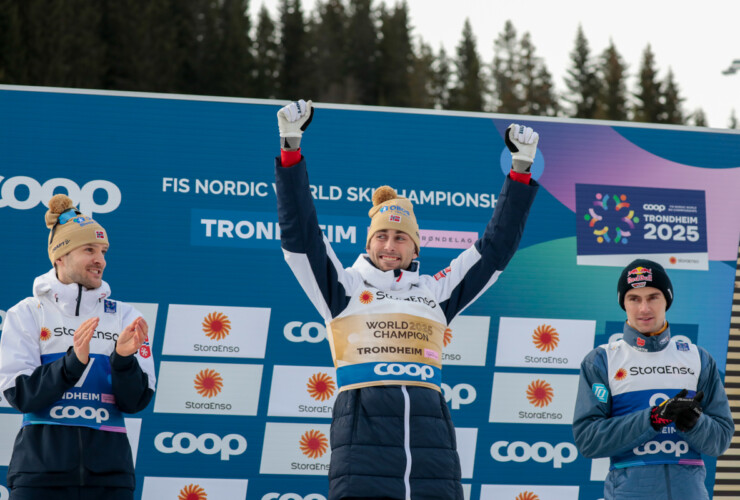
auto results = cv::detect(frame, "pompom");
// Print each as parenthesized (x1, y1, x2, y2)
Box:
(372, 185, 397, 206)
(48, 194, 76, 214)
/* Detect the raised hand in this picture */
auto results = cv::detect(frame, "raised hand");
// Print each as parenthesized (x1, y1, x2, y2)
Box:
(277, 99, 314, 151)
(505, 123, 539, 174)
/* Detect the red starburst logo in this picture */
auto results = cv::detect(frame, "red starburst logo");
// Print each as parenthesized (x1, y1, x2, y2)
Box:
(359, 290, 374, 304)
(443, 327, 453, 347)
(299, 429, 328, 458)
(194, 368, 224, 398)
(515, 492, 539, 500)
(178, 483, 207, 500)
(526, 379, 554, 407)
(614, 368, 627, 381)
(202, 312, 231, 341)
(39, 327, 52, 341)
(532, 324, 559, 352)
(307, 372, 336, 401)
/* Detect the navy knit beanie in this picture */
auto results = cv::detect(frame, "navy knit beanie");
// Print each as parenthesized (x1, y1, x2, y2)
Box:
(617, 259, 673, 311)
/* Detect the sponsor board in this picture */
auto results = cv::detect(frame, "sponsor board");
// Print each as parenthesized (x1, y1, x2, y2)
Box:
(153, 361, 262, 415)
(441, 315, 491, 366)
(260, 422, 331, 475)
(162, 304, 270, 358)
(267, 365, 337, 418)
(455, 427, 478, 479)
(0, 175, 121, 216)
(575, 184, 708, 270)
(442, 382, 477, 410)
(480, 484, 580, 499)
(495, 317, 596, 369)
(141, 476, 248, 500)
(0, 414, 22, 466)
(124, 418, 142, 466)
(489, 373, 579, 424)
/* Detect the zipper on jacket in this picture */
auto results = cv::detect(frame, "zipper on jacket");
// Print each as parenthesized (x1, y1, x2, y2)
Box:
(75, 284, 82, 316)
(78, 427, 85, 486)
(401, 385, 412, 500)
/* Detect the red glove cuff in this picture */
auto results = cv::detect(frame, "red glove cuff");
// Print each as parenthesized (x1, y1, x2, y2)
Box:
(280, 149, 302, 167)
(509, 170, 532, 184)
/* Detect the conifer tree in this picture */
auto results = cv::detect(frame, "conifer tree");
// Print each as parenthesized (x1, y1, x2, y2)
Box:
(0, 0, 25, 83)
(377, 2, 414, 107)
(519, 32, 558, 116)
(690, 108, 707, 127)
(408, 40, 436, 109)
(278, 0, 308, 99)
(563, 24, 600, 118)
(345, 0, 379, 105)
(307, 0, 349, 102)
(252, 5, 280, 99)
(491, 20, 522, 113)
(729, 109, 738, 129)
(597, 39, 629, 121)
(432, 46, 452, 109)
(633, 44, 663, 123)
(660, 68, 684, 124)
(448, 19, 483, 111)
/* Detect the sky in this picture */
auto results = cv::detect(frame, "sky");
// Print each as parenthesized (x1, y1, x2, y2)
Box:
(257, 0, 740, 129)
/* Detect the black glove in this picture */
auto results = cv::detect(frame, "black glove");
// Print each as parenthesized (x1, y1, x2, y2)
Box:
(650, 389, 704, 431)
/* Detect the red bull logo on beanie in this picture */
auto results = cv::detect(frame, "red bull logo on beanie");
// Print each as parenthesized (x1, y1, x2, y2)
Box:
(627, 266, 653, 287)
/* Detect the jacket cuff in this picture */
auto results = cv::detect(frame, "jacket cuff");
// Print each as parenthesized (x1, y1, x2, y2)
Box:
(64, 346, 88, 379)
(110, 349, 136, 371)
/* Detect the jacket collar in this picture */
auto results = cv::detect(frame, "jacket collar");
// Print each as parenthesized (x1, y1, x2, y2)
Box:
(622, 321, 671, 352)
(353, 255, 420, 291)
(33, 269, 111, 317)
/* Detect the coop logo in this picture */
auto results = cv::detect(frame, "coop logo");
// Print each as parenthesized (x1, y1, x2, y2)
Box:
(491, 441, 578, 469)
(283, 321, 327, 343)
(374, 363, 434, 381)
(262, 495, 327, 500)
(532, 324, 559, 352)
(202, 312, 231, 340)
(0, 176, 121, 216)
(526, 380, 554, 407)
(178, 484, 207, 500)
(442, 383, 477, 410)
(50, 406, 109, 423)
(299, 430, 329, 459)
(307, 372, 336, 401)
(194, 368, 224, 397)
(643, 203, 666, 212)
(634, 440, 689, 457)
(154, 431, 247, 461)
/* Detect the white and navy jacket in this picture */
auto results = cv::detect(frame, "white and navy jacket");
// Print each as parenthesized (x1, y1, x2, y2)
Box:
(573, 323, 733, 499)
(0, 269, 156, 489)
(276, 157, 538, 500)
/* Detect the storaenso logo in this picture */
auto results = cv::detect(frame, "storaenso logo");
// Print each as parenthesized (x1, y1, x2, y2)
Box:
(491, 441, 578, 469)
(50, 406, 109, 423)
(441, 383, 477, 410)
(154, 432, 247, 461)
(0, 176, 121, 216)
(634, 440, 689, 457)
(374, 363, 434, 380)
(262, 495, 327, 500)
(284, 321, 327, 343)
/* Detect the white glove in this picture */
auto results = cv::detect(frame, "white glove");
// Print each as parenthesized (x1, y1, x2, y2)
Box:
(505, 123, 539, 174)
(277, 99, 314, 151)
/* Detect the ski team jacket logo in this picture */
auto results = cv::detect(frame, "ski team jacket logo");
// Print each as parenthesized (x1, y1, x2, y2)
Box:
(603, 338, 703, 468)
(24, 300, 128, 433)
(328, 287, 446, 392)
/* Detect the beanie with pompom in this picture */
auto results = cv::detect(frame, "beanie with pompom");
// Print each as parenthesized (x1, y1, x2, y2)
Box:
(366, 186, 420, 252)
(46, 194, 109, 264)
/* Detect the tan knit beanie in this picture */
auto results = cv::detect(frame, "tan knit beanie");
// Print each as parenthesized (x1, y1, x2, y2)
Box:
(366, 186, 420, 252)
(46, 194, 109, 264)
